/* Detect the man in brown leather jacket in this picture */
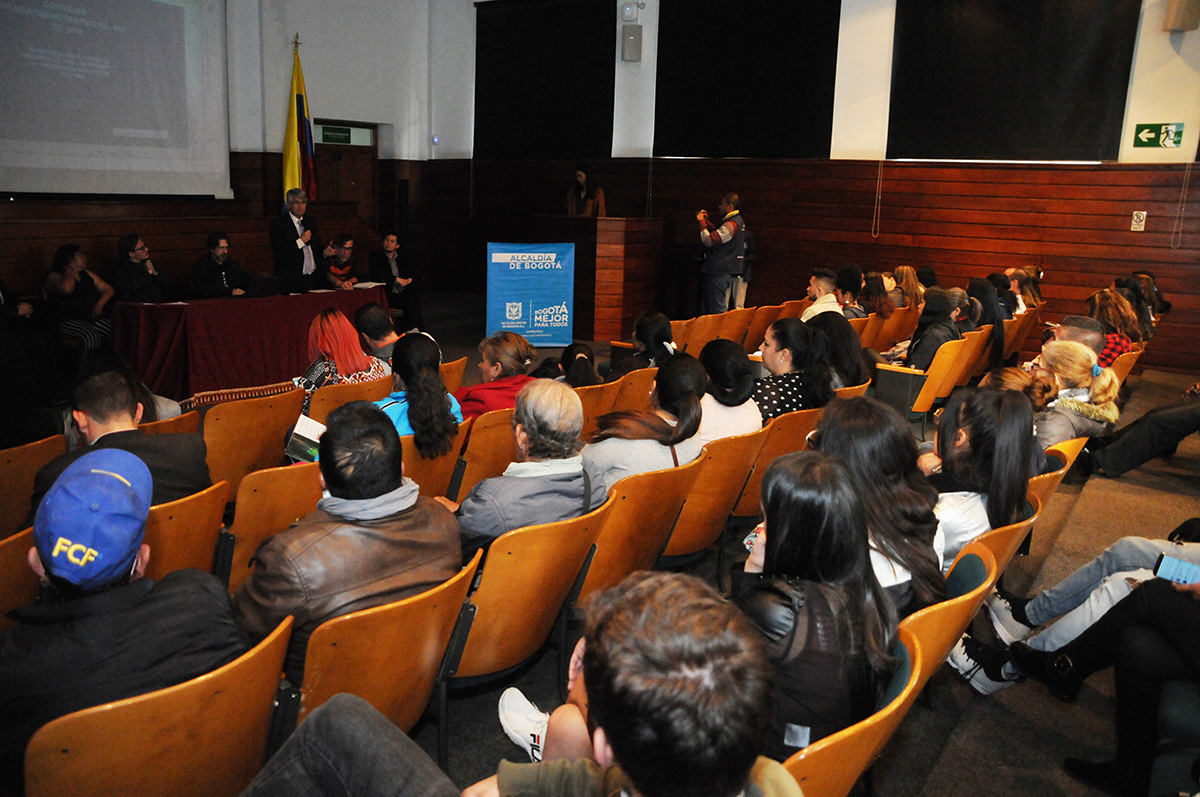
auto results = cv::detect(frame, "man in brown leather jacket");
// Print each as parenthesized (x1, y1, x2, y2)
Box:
(233, 401, 462, 683)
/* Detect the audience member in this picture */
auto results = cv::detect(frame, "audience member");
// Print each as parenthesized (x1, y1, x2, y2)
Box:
(947, 287, 977, 334)
(1131, 269, 1170, 315)
(1078, 385, 1200, 478)
(584, 353, 706, 492)
(270, 188, 334, 293)
(987, 273, 1019, 319)
(43, 243, 113, 350)
(112, 232, 175, 303)
(1049, 315, 1106, 360)
(192, 231, 252, 298)
(1112, 276, 1156, 341)
(245, 572, 800, 797)
(1035, 340, 1119, 449)
(30, 370, 211, 517)
(1086, 288, 1140, 366)
(734, 451, 898, 760)
(966, 277, 1007, 371)
(323, 233, 363, 290)
(565, 163, 606, 218)
(801, 268, 843, 321)
(923, 387, 1033, 568)
(859, 274, 895, 319)
(891, 265, 922, 308)
(697, 192, 747, 315)
(1, 449, 249, 793)
(1010, 578, 1198, 795)
(373, 332, 462, 452)
(916, 265, 938, 289)
(1005, 267, 1041, 311)
(295, 308, 388, 415)
(836, 264, 868, 318)
(233, 401, 461, 684)
(354, 301, 401, 368)
(605, 311, 675, 382)
(438, 379, 606, 561)
(368, 232, 423, 330)
(951, 522, 1200, 697)
(753, 317, 835, 422)
(816, 397, 946, 617)
(454, 331, 537, 420)
(903, 287, 962, 372)
(555, 342, 602, 388)
(806, 311, 869, 390)
(696, 338, 761, 446)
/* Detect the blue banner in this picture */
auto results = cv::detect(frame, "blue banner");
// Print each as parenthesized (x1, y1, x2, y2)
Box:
(486, 242, 575, 347)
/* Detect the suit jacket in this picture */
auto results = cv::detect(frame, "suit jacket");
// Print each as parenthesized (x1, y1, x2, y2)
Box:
(31, 429, 212, 518)
(269, 213, 323, 293)
(192, 254, 251, 299)
(111, 259, 173, 303)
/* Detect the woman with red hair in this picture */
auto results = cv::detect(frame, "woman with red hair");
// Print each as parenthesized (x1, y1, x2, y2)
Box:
(295, 308, 387, 414)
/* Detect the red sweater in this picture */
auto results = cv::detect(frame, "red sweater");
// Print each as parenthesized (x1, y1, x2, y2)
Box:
(454, 374, 535, 420)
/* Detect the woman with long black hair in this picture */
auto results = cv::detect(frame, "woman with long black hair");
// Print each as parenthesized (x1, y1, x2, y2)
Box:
(374, 333, 463, 458)
(734, 451, 898, 761)
(605, 311, 676, 382)
(903, 287, 962, 372)
(583, 353, 706, 492)
(753, 318, 835, 423)
(816, 397, 946, 617)
(967, 277, 1008, 372)
(696, 338, 762, 446)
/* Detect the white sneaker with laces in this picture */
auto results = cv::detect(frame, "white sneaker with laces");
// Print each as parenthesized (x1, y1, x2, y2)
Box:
(947, 635, 1019, 695)
(985, 589, 1034, 646)
(498, 687, 549, 762)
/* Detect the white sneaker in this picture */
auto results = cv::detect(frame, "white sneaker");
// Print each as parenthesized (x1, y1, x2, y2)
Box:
(947, 635, 1019, 696)
(498, 687, 549, 762)
(985, 589, 1035, 646)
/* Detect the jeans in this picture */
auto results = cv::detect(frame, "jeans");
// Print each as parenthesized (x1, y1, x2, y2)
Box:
(241, 694, 458, 797)
(1028, 569, 1149, 651)
(1026, 537, 1200, 626)
(702, 273, 736, 316)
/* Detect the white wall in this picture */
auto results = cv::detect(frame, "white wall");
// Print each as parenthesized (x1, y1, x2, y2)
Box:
(226, 0, 1200, 164)
(1120, 0, 1200, 162)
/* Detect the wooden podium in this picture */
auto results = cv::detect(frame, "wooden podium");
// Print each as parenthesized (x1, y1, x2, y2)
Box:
(530, 216, 663, 341)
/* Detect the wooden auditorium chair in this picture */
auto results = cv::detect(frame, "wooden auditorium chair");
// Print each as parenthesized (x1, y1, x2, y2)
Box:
(225, 463, 323, 594)
(0, 434, 67, 539)
(203, 387, 306, 500)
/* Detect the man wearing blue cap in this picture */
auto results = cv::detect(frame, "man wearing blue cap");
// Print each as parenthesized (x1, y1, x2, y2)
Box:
(0, 449, 249, 793)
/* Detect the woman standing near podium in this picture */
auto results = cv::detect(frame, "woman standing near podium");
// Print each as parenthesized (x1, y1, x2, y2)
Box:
(566, 163, 606, 217)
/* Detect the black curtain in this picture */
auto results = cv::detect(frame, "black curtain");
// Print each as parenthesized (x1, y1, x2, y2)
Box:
(653, 1, 842, 158)
(473, 0, 615, 160)
(887, 0, 1141, 161)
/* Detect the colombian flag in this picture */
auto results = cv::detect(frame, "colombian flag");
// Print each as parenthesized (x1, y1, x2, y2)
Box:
(283, 49, 316, 201)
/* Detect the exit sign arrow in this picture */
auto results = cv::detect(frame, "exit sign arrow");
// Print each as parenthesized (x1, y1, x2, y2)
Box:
(1138, 129, 1156, 143)
(1134, 123, 1184, 148)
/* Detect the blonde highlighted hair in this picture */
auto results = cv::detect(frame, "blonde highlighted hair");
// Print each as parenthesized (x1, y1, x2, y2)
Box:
(480, 331, 537, 378)
(1041, 340, 1119, 406)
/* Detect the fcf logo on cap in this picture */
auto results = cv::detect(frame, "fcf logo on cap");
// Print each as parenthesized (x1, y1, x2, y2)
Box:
(51, 537, 100, 567)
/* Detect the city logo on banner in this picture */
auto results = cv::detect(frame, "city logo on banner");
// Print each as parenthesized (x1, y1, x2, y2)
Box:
(507, 302, 522, 320)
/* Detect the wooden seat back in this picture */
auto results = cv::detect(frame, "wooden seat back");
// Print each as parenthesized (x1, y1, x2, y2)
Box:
(974, 493, 1042, 575)
(1001, 314, 1026, 360)
(450, 408, 516, 501)
(402, 420, 472, 498)
(948, 328, 990, 388)
(611, 367, 658, 414)
(898, 543, 998, 692)
(307, 375, 393, 424)
(783, 626, 923, 797)
(846, 315, 871, 338)
(743, 305, 784, 353)
(857, 312, 884, 350)
(967, 324, 998, 380)
(139, 410, 201, 436)
(1109, 348, 1142, 384)
(203, 388, 305, 499)
(686, 312, 725, 352)
(664, 427, 768, 557)
(833, 380, 871, 399)
(0, 527, 38, 632)
(440, 356, 468, 395)
(778, 299, 811, 319)
(576, 381, 621, 440)
(142, 480, 231, 582)
(716, 306, 756, 346)
(1026, 451, 1069, 509)
(873, 305, 919, 352)
(455, 502, 613, 678)
(669, 318, 693, 353)
(297, 552, 481, 730)
(1046, 437, 1088, 471)
(733, 408, 825, 517)
(226, 463, 323, 594)
(24, 616, 293, 797)
(580, 456, 704, 600)
(0, 434, 67, 539)
(919, 337, 971, 412)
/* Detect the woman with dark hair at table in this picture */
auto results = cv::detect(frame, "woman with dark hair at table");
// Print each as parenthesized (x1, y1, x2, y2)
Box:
(296, 308, 388, 414)
(43, 244, 114, 351)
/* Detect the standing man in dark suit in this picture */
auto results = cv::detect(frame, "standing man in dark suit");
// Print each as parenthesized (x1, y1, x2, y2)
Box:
(30, 370, 212, 517)
(270, 188, 335, 293)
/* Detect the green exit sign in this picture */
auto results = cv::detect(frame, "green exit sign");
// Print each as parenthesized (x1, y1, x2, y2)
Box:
(321, 126, 351, 145)
(1133, 123, 1184, 148)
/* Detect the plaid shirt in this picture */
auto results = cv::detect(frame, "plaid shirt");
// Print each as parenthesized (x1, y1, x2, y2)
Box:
(1098, 333, 1134, 367)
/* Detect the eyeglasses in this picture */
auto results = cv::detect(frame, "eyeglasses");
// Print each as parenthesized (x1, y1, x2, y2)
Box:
(134, 245, 148, 252)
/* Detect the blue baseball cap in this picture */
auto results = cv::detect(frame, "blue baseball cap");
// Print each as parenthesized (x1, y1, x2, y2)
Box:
(34, 449, 153, 592)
